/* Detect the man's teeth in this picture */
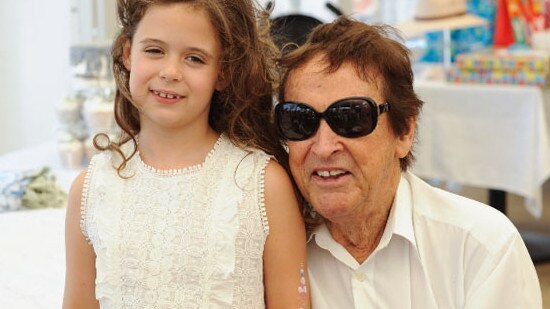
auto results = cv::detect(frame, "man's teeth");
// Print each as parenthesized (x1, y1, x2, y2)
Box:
(153, 90, 181, 99)
(316, 170, 346, 177)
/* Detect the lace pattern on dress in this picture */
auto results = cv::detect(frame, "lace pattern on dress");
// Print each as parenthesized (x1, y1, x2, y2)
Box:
(136, 136, 222, 176)
(80, 134, 271, 308)
(258, 156, 270, 235)
(80, 155, 96, 244)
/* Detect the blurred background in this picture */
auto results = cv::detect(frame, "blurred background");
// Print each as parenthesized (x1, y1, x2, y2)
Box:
(0, 0, 437, 157)
(0, 0, 504, 156)
(0, 0, 117, 155)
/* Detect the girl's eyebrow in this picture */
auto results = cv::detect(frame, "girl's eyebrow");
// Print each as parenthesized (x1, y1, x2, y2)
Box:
(138, 38, 215, 59)
(139, 38, 166, 46)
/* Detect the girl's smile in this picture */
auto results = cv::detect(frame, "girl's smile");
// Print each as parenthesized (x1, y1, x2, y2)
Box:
(150, 89, 185, 105)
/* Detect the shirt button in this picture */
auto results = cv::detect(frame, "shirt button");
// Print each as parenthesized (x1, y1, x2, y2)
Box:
(354, 271, 366, 282)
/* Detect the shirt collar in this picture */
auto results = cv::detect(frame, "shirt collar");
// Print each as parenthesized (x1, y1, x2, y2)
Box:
(307, 173, 419, 258)
(309, 223, 363, 268)
(388, 173, 417, 246)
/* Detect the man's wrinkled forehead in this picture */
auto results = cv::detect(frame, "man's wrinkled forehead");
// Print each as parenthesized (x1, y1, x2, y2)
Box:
(291, 51, 381, 77)
(285, 54, 383, 97)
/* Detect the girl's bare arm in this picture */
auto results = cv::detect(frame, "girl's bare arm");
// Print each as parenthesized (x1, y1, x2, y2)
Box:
(62, 171, 99, 309)
(263, 160, 311, 309)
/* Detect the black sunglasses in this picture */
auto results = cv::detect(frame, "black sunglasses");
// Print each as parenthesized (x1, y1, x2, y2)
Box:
(275, 96, 390, 141)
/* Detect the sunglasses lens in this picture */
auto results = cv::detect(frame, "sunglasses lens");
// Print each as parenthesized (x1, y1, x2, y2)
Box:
(327, 99, 374, 137)
(277, 103, 319, 140)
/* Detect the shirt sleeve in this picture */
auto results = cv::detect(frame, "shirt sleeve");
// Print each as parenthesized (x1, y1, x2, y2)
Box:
(464, 233, 542, 309)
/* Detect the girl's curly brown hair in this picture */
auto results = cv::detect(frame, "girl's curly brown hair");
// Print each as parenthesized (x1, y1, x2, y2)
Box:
(97, 0, 289, 176)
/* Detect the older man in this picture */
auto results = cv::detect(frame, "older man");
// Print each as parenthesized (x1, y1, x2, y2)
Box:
(275, 17, 541, 308)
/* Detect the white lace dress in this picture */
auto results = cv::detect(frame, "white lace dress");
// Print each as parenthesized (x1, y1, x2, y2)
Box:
(80, 134, 271, 308)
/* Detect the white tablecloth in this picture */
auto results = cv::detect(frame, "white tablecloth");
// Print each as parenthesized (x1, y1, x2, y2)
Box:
(413, 80, 550, 217)
(0, 208, 66, 308)
(0, 143, 80, 308)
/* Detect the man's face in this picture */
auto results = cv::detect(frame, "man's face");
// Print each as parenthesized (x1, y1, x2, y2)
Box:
(284, 55, 414, 224)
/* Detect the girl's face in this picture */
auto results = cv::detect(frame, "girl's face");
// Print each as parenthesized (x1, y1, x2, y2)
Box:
(124, 3, 223, 133)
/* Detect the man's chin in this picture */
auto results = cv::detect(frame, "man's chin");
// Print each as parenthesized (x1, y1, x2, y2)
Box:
(310, 199, 354, 222)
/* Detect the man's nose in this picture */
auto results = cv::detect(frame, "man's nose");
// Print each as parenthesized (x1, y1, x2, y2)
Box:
(310, 120, 343, 158)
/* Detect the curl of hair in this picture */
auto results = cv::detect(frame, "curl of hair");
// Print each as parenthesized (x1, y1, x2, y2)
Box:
(102, 0, 291, 187)
(278, 16, 424, 229)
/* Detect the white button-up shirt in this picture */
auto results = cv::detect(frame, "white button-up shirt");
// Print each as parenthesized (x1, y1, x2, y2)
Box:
(308, 172, 541, 308)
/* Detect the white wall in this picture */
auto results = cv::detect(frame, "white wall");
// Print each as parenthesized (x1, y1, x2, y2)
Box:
(0, 1, 71, 155)
(70, 0, 117, 44)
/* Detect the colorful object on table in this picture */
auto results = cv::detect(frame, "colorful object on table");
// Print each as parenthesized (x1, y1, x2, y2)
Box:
(494, 0, 516, 46)
(521, 0, 547, 32)
(545, 0, 550, 28)
(507, 0, 530, 45)
(456, 48, 550, 70)
(450, 48, 550, 86)
(420, 0, 496, 63)
(0, 168, 67, 213)
(446, 66, 550, 86)
(494, 0, 548, 47)
(469, 0, 498, 29)
(420, 27, 494, 62)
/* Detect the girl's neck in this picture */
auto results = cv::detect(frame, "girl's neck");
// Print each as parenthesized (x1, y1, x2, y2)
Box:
(137, 127, 220, 170)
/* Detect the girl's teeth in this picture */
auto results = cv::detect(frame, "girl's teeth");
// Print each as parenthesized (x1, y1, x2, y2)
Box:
(155, 91, 180, 99)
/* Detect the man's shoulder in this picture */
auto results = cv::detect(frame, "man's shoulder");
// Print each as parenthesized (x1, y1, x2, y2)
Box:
(406, 172, 519, 252)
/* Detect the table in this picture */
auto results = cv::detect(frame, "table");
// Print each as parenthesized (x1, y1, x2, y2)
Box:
(0, 208, 66, 308)
(0, 142, 80, 193)
(412, 80, 550, 218)
(0, 143, 80, 308)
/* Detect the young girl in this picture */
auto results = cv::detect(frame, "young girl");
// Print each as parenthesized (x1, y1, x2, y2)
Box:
(63, 0, 310, 308)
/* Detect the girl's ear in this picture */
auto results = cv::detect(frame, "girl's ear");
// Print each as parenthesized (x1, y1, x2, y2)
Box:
(215, 74, 226, 91)
(122, 40, 132, 70)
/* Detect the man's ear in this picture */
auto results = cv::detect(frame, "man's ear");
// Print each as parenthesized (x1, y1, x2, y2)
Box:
(122, 40, 132, 70)
(396, 116, 416, 159)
